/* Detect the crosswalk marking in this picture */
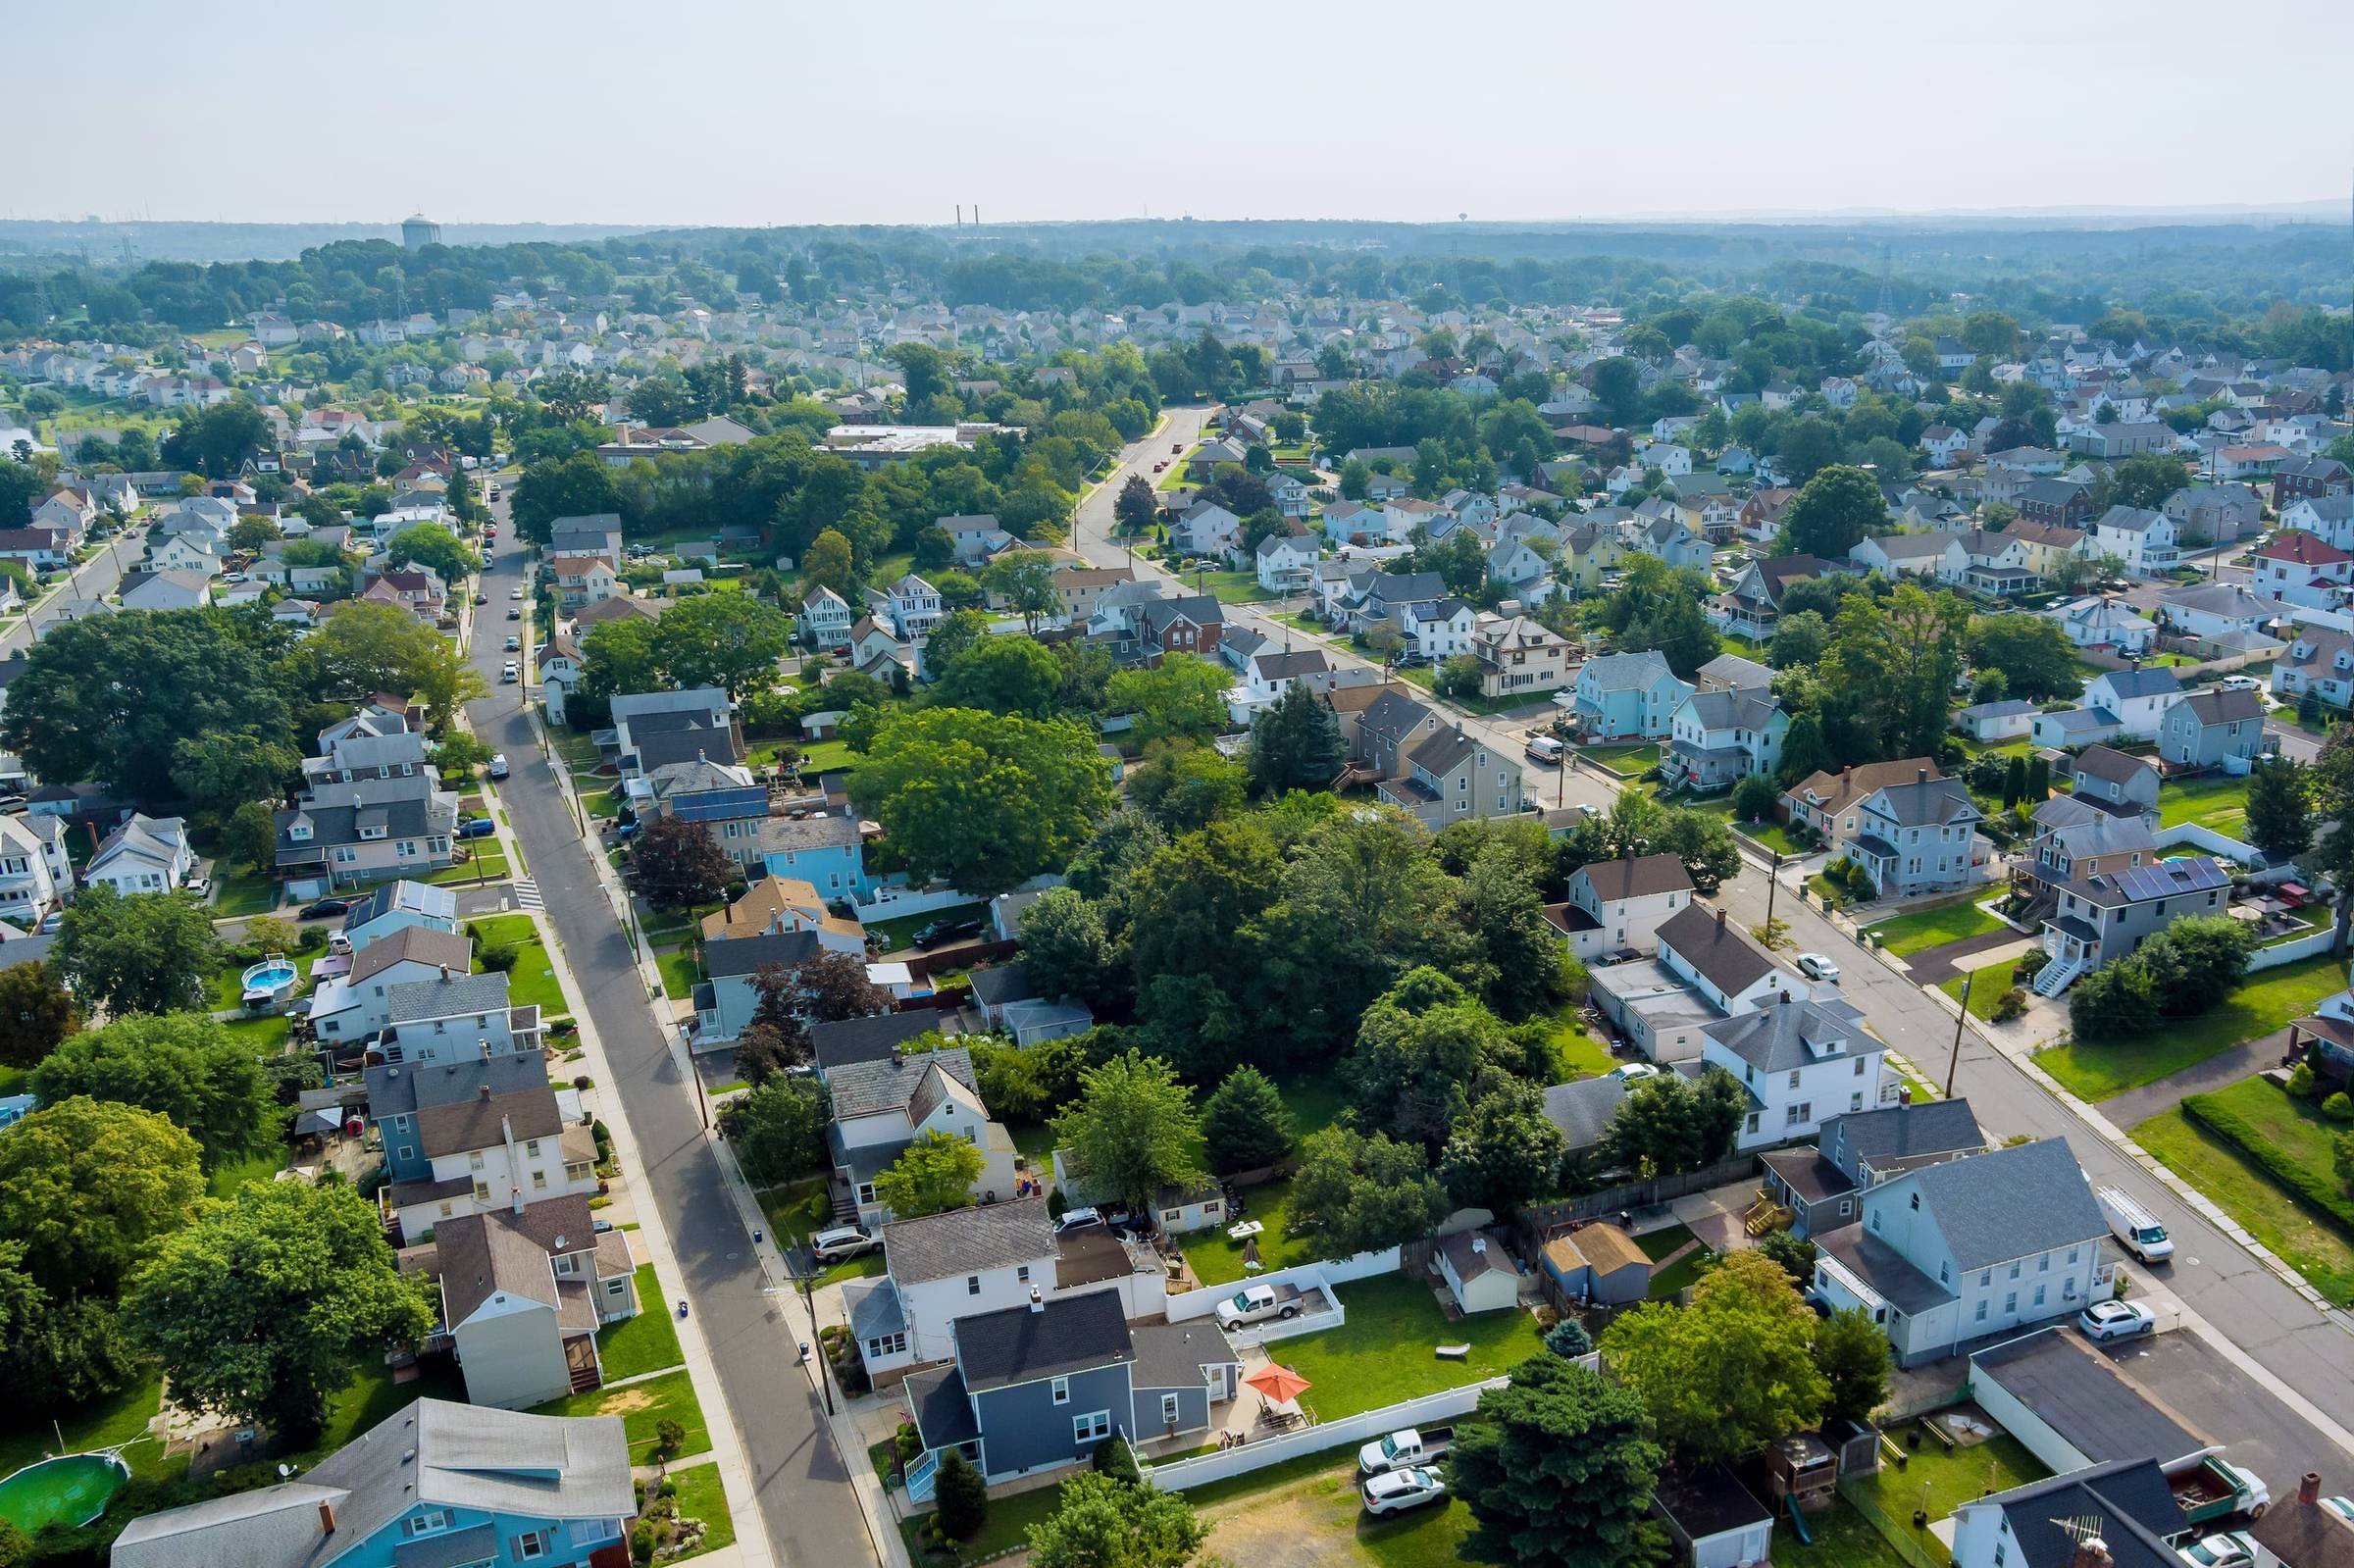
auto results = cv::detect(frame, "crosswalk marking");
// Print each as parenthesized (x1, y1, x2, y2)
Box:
(513, 879, 544, 911)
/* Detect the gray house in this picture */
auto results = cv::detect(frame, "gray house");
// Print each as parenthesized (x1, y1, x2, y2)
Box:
(2063, 744, 2160, 822)
(1760, 1095, 1984, 1237)
(1842, 771, 1984, 899)
(2037, 854, 2231, 993)
(2157, 686, 2266, 769)
(902, 1290, 1239, 1493)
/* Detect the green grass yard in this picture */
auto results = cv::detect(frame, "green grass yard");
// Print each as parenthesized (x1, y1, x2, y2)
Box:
(1182, 1174, 1305, 1286)
(1864, 896, 2007, 957)
(206, 1143, 287, 1199)
(1941, 956, 2026, 1021)
(1735, 820, 1811, 857)
(596, 1265, 685, 1381)
(900, 1475, 1071, 1566)
(0, 1371, 181, 1486)
(211, 872, 281, 918)
(1274, 1274, 1546, 1421)
(1188, 569, 1278, 605)
(529, 1367, 707, 1460)
(790, 738, 859, 775)
(1191, 1450, 1482, 1568)
(655, 946, 702, 1001)
(2034, 954, 2348, 1101)
(426, 842, 511, 885)
(2158, 773, 2253, 836)
(757, 1180, 886, 1287)
(1574, 742, 1660, 775)
(2133, 1105, 2354, 1306)
(665, 1462, 737, 1561)
(866, 901, 988, 954)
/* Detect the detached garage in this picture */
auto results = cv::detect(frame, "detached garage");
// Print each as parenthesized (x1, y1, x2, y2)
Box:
(1969, 1327, 2212, 1477)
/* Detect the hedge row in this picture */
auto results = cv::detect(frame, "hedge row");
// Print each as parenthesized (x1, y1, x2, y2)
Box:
(2178, 1089, 2354, 1234)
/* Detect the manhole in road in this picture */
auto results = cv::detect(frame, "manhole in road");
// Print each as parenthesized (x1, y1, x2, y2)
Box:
(726, 1251, 741, 1261)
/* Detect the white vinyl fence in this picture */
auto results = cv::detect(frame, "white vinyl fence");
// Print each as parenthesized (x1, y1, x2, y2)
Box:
(2250, 929, 2335, 970)
(1165, 1246, 1401, 1322)
(1143, 1382, 1500, 1492)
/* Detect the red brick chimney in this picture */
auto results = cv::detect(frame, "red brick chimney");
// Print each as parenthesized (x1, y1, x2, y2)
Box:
(1715, 906, 1727, 932)
(2070, 1538, 2110, 1568)
(2301, 1471, 2323, 1507)
(319, 1499, 336, 1534)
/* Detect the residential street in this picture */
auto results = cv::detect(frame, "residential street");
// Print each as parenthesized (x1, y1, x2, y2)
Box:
(2, 524, 145, 655)
(466, 503, 867, 1568)
(1075, 411, 2354, 1474)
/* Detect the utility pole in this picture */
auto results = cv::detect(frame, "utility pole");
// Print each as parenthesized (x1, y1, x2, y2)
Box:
(799, 1273, 836, 1415)
(1765, 850, 1782, 930)
(1945, 970, 1972, 1097)
(683, 1024, 710, 1131)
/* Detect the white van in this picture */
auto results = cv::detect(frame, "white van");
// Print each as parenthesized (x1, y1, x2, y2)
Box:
(2097, 1186, 2174, 1263)
(1525, 733, 1565, 766)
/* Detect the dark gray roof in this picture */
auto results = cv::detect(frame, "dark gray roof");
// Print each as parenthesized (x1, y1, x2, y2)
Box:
(1821, 1098, 1983, 1183)
(904, 1365, 980, 1450)
(829, 1047, 975, 1120)
(1681, 688, 1782, 732)
(2066, 854, 2230, 909)
(1541, 1076, 1626, 1151)
(811, 1011, 944, 1073)
(1407, 722, 1478, 777)
(1702, 997, 1871, 1075)
(1127, 1320, 1239, 1390)
(1575, 852, 1693, 903)
(1978, 1459, 2184, 1568)
(1654, 1462, 1772, 1543)
(1971, 1328, 2206, 1468)
(702, 928, 822, 979)
(1861, 775, 1980, 830)
(969, 963, 1038, 1009)
(955, 1290, 1132, 1393)
(366, 1048, 547, 1119)
(2071, 744, 2154, 787)
(384, 970, 512, 1024)
(1657, 903, 1779, 997)
(2177, 686, 2262, 726)
(1816, 1223, 1957, 1315)
(884, 1194, 1052, 1286)
(2091, 667, 2182, 700)
(1907, 1138, 2107, 1270)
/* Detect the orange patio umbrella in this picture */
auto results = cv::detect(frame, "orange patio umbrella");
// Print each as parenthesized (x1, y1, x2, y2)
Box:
(1244, 1363, 1312, 1405)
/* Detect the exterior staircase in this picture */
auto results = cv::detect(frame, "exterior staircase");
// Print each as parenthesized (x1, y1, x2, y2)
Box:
(2031, 952, 2085, 998)
(1743, 1189, 1789, 1237)
(904, 1453, 938, 1504)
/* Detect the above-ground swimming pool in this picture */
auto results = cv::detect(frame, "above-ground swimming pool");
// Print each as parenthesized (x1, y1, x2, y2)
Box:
(240, 954, 301, 1007)
(0, 1452, 129, 1533)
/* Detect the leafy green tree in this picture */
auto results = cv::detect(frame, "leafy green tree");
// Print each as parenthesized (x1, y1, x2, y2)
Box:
(0, 1096, 203, 1297)
(981, 551, 1064, 633)
(1023, 1470, 1207, 1568)
(0, 962, 76, 1071)
(29, 1014, 278, 1171)
(873, 1130, 987, 1218)
(1967, 614, 2082, 703)
(1597, 1067, 1745, 1177)
(1127, 742, 1246, 833)
(2137, 914, 2256, 1016)
(1731, 774, 1779, 824)
(224, 798, 281, 874)
(1018, 887, 1120, 1010)
(1434, 653, 1484, 700)
(933, 634, 1061, 718)
(1601, 1249, 1827, 1462)
(125, 1180, 437, 1445)
(1814, 1305, 1893, 1427)
(386, 523, 481, 582)
(1663, 810, 1743, 894)
(171, 731, 299, 818)
(293, 598, 484, 727)
(1546, 1317, 1594, 1358)
(1441, 1078, 1566, 1215)
(53, 883, 220, 1017)
(1287, 1124, 1450, 1257)
(1777, 465, 1887, 558)
(650, 592, 795, 697)
(1463, 839, 1571, 1020)
(1052, 1051, 1203, 1216)
(1112, 474, 1159, 535)
(1247, 682, 1345, 795)
(2109, 453, 2191, 511)
(1346, 968, 1510, 1152)
(510, 450, 625, 543)
(1453, 1352, 1667, 1568)
(2245, 758, 2311, 860)
(161, 400, 272, 478)
(716, 1076, 830, 1185)
(1109, 655, 1230, 745)
(1755, 1228, 1817, 1285)
(852, 708, 1113, 895)
(801, 528, 857, 595)
(933, 1448, 989, 1542)
(627, 816, 735, 912)
(1200, 1065, 1296, 1175)
(2068, 956, 2163, 1039)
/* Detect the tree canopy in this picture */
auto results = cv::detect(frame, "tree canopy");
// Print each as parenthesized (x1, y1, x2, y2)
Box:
(28, 1013, 279, 1171)
(851, 707, 1112, 895)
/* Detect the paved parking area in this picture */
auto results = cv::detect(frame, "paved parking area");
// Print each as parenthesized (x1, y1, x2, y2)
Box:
(2095, 1329, 2351, 1499)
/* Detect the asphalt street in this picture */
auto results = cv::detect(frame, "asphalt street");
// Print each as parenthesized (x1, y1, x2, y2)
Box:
(466, 502, 868, 1568)
(1073, 411, 2354, 1487)
(2, 525, 146, 655)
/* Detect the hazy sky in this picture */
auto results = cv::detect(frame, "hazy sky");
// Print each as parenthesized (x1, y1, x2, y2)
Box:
(15, 0, 2354, 228)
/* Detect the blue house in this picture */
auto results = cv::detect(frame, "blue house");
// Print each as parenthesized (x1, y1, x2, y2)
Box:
(1565, 650, 1694, 741)
(902, 1291, 1240, 1496)
(365, 1048, 555, 1186)
(110, 1398, 635, 1568)
(754, 810, 877, 900)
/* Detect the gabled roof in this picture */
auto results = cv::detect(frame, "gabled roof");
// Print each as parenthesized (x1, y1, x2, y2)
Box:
(956, 1289, 1132, 1393)
(2070, 743, 2155, 788)
(1904, 1138, 2107, 1270)
(1657, 903, 1780, 997)
(1575, 852, 1693, 903)
(828, 1046, 977, 1121)
(384, 969, 511, 1024)
(1703, 996, 1874, 1075)
(2175, 686, 2263, 726)
(1821, 1097, 1982, 1179)
(1540, 1075, 1626, 1150)
(1859, 774, 1981, 831)
(2088, 666, 2181, 700)
(1966, 1459, 2185, 1568)
(885, 1194, 1052, 1286)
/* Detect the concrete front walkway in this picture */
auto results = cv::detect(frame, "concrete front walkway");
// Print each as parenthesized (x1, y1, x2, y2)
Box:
(2099, 1030, 2293, 1131)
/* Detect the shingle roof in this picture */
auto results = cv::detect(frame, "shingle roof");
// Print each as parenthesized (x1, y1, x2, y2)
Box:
(1975, 1459, 2185, 1568)
(1970, 1328, 2204, 1470)
(955, 1290, 1132, 1393)
(1128, 1320, 1239, 1390)
(349, 925, 473, 986)
(1540, 1076, 1627, 1151)
(2090, 667, 2182, 700)
(384, 969, 512, 1024)
(701, 928, 822, 979)
(1821, 1098, 1983, 1181)
(364, 1046, 546, 1119)
(1581, 649, 1676, 692)
(829, 1047, 976, 1120)
(1907, 1138, 2106, 1271)
(884, 1194, 1052, 1286)
(1575, 852, 1693, 903)
(1861, 775, 1980, 830)
(413, 1083, 564, 1159)
(811, 1011, 945, 1073)
(2176, 686, 2262, 726)
(1702, 997, 1873, 1075)
(1657, 903, 1779, 997)
(2070, 744, 2154, 787)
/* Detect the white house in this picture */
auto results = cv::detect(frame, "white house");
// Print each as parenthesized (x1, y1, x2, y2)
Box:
(2081, 667, 2183, 741)
(825, 1047, 1020, 1223)
(1550, 852, 1695, 961)
(1701, 997, 1890, 1150)
(1656, 904, 1809, 1023)
(847, 1198, 1058, 1374)
(2154, 582, 2276, 643)
(2042, 595, 2157, 655)
(1254, 532, 1318, 592)
(2246, 530, 2354, 611)
(2089, 505, 2178, 579)
(0, 813, 72, 929)
(80, 813, 194, 895)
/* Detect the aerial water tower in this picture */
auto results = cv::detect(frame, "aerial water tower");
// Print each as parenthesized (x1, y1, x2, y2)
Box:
(400, 213, 442, 252)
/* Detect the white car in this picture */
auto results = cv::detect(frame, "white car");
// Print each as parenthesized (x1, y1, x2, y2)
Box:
(500, 662, 520, 683)
(486, 754, 510, 781)
(1361, 1467, 1448, 1518)
(810, 1226, 878, 1262)
(504, 634, 521, 651)
(509, 587, 524, 600)
(1608, 1062, 1661, 1085)
(2220, 675, 2261, 692)
(2078, 1297, 2157, 1342)
(1795, 952, 1841, 982)
(2322, 1496, 2354, 1525)
(1054, 1208, 1103, 1234)
(2179, 1532, 2258, 1568)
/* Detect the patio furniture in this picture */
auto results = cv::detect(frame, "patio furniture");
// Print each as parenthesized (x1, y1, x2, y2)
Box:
(1436, 1342, 1470, 1360)
(1226, 1219, 1263, 1241)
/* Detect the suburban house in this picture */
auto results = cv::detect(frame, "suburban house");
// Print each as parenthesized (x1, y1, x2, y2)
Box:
(1652, 904, 1808, 1033)
(340, 879, 460, 951)
(548, 555, 621, 611)
(1352, 690, 1526, 827)
(547, 514, 625, 565)
(2158, 686, 2267, 770)
(881, 574, 945, 638)
(605, 687, 742, 782)
(1701, 996, 1889, 1150)
(2036, 854, 2232, 997)
(2065, 745, 2162, 822)
(800, 586, 858, 651)
(1565, 650, 1693, 741)
(752, 804, 875, 900)
(2043, 595, 2158, 655)
(700, 875, 866, 957)
(2155, 582, 2277, 643)
(403, 1195, 639, 1408)
(1759, 1095, 1985, 1238)
(1169, 500, 1242, 561)
(1254, 531, 1319, 593)
(1537, 1220, 1651, 1306)
(1809, 1137, 2110, 1366)
(2271, 624, 2354, 713)
(275, 771, 461, 888)
(1467, 613, 1577, 698)
(823, 1046, 1019, 1222)
(108, 1400, 636, 1568)
(691, 928, 821, 1042)
(1948, 1458, 2191, 1568)
(849, 1198, 1058, 1375)
(1951, 699, 2038, 743)
(1403, 596, 1478, 663)
(2017, 478, 2093, 530)
(1840, 770, 1986, 898)
(119, 568, 213, 611)
(1663, 687, 1787, 789)
(1714, 555, 1832, 639)
(76, 811, 191, 895)
(2247, 529, 2354, 611)
(2083, 667, 2184, 741)
(309, 926, 479, 1047)
(1780, 760, 1947, 845)
(1547, 852, 1695, 961)
(937, 514, 1015, 565)
(2029, 706, 2124, 751)
(0, 812, 71, 928)
(900, 1290, 1241, 1493)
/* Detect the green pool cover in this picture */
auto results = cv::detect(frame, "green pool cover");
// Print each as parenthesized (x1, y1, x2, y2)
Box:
(0, 1452, 128, 1533)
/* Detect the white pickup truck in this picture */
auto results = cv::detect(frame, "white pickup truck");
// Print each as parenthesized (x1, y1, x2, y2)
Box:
(1213, 1283, 1304, 1329)
(1358, 1426, 1455, 1476)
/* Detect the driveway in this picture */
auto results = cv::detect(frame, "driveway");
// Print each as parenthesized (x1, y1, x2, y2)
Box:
(468, 503, 872, 1567)
(2097, 1329, 2352, 1497)
(2099, 1033, 2291, 1132)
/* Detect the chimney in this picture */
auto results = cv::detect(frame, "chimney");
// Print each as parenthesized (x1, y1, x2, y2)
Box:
(1840, 764, 1852, 781)
(1470, 1235, 1486, 1253)
(2301, 1471, 2323, 1507)
(1715, 906, 1727, 932)
(1027, 1287, 1044, 1315)
(2071, 1538, 2111, 1568)
(439, 964, 451, 982)
(478, 1083, 491, 1102)
(1917, 766, 1929, 785)
(512, 1185, 525, 1216)
(1898, 1083, 1914, 1108)
(318, 1499, 336, 1535)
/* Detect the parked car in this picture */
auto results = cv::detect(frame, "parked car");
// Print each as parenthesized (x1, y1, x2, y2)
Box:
(2178, 1532, 2259, 1568)
(475, 592, 488, 605)
(810, 1226, 878, 1262)
(1358, 1427, 1454, 1477)
(507, 608, 522, 620)
(459, 817, 498, 839)
(2097, 1186, 2174, 1263)
(1524, 734, 1564, 765)
(1608, 1061, 1661, 1084)
(486, 483, 501, 500)
(912, 916, 983, 948)
(184, 877, 211, 898)
(2321, 1495, 2354, 1525)
(1360, 1468, 1447, 1518)
(35, 910, 64, 935)
(509, 587, 524, 600)
(504, 634, 521, 651)
(500, 663, 520, 683)
(1053, 1208, 1103, 1234)
(1214, 1283, 1304, 1329)
(299, 897, 354, 920)
(2078, 1298, 2157, 1343)
(2221, 675, 2260, 692)
(487, 754, 510, 780)
(1795, 952, 1840, 982)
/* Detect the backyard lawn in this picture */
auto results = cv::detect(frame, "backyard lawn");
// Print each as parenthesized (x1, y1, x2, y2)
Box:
(1182, 1175, 1305, 1286)
(1574, 743, 1660, 775)
(900, 1476, 1072, 1566)
(656, 946, 702, 1001)
(1535, 1014, 1617, 1081)
(427, 843, 511, 885)
(1189, 570, 1277, 605)
(1735, 819, 1811, 857)
(2158, 774, 2252, 836)
(867, 901, 988, 954)
(1274, 1274, 1546, 1421)
(1864, 896, 2007, 958)
(596, 1265, 685, 1381)
(1192, 1449, 1480, 1568)
(790, 738, 860, 775)
(1941, 956, 2026, 1021)
(2034, 954, 2347, 1101)
(2133, 1105, 2354, 1306)
(529, 1367, 708, 1460)
(1861, 1424, 2046, 1527)
(212, 872, 281, 918)
(0, 1371, 180, 1485)
(206, 1143, 287, 1199)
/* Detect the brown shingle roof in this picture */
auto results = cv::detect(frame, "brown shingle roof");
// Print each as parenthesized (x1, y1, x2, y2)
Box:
(1576, 852, 1694, 902)
(413, 1085, 565, 1159)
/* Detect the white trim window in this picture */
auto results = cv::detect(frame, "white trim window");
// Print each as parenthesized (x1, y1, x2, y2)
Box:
(1072, 1410, 1110, 1443)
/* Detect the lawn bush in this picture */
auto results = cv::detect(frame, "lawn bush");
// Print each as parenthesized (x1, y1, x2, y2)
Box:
(2182, 1089, 2354, 1231)
(1992, 988, 2028, 1024)
(2288, 1062, 2320, 1098)
(2326, 1092, 2354, 1123)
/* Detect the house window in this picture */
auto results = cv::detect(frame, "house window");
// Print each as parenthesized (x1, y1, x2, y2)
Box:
(2067, 1247, 2079, 1265)
(516, 1532, 548, 1560)
(1161, 1392, 1182, 1424)
(1787, 1070, 1800, 1088)
(2033, 1284, 2046, 1307)
(1051, 1376, 1069, 1406)
(2005, 1292, 2018, 1314)
(866, 1332, 906, 1359)
(410, 1509, 450, 1536)
(1975, 1299, 1989, 1322)
(1909, 1192, 1919, 1211)
(1073, 1411, 1111, 1443)
(1938, 1262, 1949, 1285)
(1979, 1270, 1991, 1288)
(1017, 1266, 1030, 1284)
(2008, 1262, 2021, 1280)
(1838, 1199, 1853, 1217)
(397, 1145, 414, 1162)
(1853, 1058, 1866, 1077)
